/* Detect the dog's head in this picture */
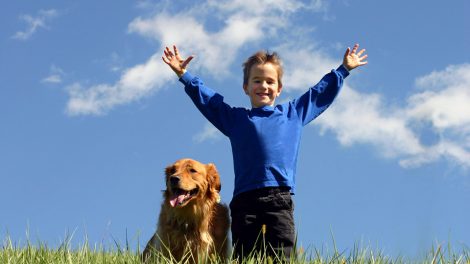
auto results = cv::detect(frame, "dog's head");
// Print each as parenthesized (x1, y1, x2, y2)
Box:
(164, 159, 221, 208)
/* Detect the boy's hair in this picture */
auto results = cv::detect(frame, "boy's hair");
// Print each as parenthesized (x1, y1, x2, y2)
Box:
(242, 51, 283, 87)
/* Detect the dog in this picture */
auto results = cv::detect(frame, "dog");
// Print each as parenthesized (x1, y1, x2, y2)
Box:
(142, 158, 230, 263)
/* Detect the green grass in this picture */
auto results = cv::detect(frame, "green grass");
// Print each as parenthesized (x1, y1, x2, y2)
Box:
(1, 235, 469, 264)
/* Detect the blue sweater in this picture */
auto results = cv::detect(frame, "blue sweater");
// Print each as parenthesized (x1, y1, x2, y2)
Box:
(180, 65, 349, 196)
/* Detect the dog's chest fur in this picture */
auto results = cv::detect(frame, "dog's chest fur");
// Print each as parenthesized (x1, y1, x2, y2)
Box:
(157, 202, 215, 258)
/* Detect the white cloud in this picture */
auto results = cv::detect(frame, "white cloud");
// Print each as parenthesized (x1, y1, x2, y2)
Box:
(402, 64, 470, 168)
(66, 53, 172, 116)
(315, 86, 424, 158)
(408, 64, 470, 130)
(207, 0, 325, 15)
(127, 5, 281, 76)
(42, 75, 62, 84)
(109, 53, 123, 73)
(12, 9, 58, 40)
(193, 123, 222, 143)
(135, 0, 155, 9)
(128, 13, 237, 76)
(41, 65, 65, 84)
(277, 44, 337, 91)
(314, 63, 470, 169)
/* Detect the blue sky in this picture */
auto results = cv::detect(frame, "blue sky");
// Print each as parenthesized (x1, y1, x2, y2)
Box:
(1, 0, 469, 258)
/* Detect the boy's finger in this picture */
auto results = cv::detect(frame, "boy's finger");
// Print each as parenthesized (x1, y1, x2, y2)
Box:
(174, 46, 187, 61)
(165, 46, 175, 56)
(163, 48, 173, 58)
(181, 55, 194, 69)
(352, 44, 359, 53)
(344, 47, 351, 58)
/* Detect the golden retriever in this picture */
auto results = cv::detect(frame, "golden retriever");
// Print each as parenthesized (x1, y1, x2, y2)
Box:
(142, 158, 230, 263)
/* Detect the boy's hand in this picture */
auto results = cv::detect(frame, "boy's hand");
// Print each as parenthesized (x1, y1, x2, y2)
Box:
(162, 45, 194, 77)
(343, 44, 368, 71)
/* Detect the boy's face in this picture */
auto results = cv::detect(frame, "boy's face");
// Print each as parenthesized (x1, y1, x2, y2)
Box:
(243, 62, 282, 108)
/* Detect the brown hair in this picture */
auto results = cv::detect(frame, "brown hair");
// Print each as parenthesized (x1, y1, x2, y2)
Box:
(242, 50, 283, 87)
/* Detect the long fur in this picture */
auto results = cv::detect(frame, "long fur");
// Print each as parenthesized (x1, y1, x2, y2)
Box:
(142, 159, 230, 262)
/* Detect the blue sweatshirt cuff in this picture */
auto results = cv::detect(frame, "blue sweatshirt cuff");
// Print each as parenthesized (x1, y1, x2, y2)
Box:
(336, 64, 350, 79)
(179, 71, 194, 85)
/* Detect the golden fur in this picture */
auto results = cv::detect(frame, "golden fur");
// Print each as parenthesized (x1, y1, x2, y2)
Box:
(142, 159, 230, 262)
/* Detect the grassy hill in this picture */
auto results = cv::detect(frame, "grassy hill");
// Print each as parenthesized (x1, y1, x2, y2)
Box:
(1, 236, 469, 263)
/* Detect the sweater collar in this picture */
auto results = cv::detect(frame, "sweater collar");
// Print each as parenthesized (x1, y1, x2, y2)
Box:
(252, 105, 275, 111)
(250, 105, 277, 116)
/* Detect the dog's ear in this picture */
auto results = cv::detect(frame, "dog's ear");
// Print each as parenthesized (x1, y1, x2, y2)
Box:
(206, 163, 221, 192)
(165, 165, 176, 182)
(163, 164, 175, 199)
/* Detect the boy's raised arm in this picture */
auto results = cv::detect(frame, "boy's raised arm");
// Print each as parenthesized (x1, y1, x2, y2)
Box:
(342, 43, 368, 71)
(162, 45, 194, 77)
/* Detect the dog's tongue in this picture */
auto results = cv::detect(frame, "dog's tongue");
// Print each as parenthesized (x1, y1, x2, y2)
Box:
(170, 193, 187, 207)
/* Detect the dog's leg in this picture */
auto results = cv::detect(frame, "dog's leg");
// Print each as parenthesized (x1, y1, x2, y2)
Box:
(211, 203, 230, 259)
(142, 233, 159, 263)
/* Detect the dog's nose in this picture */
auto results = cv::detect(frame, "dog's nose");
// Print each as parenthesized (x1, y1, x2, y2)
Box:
(169, 176, 180, 186)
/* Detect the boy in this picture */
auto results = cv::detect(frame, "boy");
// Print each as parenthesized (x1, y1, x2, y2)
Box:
(162, 44, 368, 259)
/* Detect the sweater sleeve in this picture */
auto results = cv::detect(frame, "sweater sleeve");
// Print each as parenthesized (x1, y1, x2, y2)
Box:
(179, 71, 233, 136)
(292, 64, 349, 126)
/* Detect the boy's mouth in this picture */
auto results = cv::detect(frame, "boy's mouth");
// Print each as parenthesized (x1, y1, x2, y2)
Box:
(256, 92, 270, 97)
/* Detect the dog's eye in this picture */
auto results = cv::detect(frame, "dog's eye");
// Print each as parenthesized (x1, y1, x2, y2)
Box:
(189, 168, 197, 173)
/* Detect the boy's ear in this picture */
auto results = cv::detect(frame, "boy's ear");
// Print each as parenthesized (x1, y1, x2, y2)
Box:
(243, 84, 249, 95)
(277, 83, 283, 96)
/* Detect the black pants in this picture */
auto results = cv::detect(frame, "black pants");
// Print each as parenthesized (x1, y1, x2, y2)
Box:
(229, 187, 295, 260)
